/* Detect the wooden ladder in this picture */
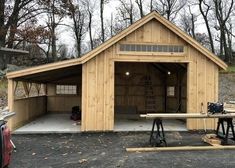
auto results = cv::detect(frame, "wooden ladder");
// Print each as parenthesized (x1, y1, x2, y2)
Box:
(144, 76, 157, 113)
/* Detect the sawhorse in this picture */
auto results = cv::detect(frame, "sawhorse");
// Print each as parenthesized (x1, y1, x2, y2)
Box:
(149, 118, 167, 147)
(216, 118, 235, 144)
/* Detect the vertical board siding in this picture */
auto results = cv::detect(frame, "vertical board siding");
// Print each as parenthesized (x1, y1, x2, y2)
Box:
(186, 47, 219, 130)
(82, 50, 114, 131)
(10, 96, 46, 129)
(82, 19, 220, 131)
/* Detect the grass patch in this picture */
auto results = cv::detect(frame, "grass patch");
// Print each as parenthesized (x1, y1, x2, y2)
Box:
(220, 65, 235, 73)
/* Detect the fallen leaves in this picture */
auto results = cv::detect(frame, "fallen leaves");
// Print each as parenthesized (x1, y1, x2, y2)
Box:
(78, 159, 87, 164)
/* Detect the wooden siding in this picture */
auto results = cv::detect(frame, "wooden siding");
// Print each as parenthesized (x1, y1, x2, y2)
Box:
(10, 96, 46, 129)
(47, 96, 81, 113)
(46, 84, 81, 113)
(82, 19, 219, 131)
(82, 51, 115, 131)
(187, 47, 219, 129)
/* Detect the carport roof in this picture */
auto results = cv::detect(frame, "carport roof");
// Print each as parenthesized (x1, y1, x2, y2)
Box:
(13, 64, 82, 83)
(7, 11, 227, 79)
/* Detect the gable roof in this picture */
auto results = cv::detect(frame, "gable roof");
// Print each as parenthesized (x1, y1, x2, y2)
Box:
(7, 11, 227, 79)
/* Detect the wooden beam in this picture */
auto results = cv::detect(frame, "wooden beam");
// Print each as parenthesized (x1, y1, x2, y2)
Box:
(14, 81, 18, 95)
(22, 82, 30, 97)
(7, 79, 15, 130)
(126, 145, 235, 152)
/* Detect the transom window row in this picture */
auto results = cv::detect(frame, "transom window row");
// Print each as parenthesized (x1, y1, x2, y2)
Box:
(120, 44, 184, 53)
(56, 85, 77, 95)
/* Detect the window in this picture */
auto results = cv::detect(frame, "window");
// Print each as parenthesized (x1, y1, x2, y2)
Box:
(119, 44, 184, 53)
(56, 85, 77, 95)
(167, 86, 175, 97)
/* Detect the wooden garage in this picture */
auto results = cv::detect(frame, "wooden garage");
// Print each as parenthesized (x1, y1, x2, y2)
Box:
(7, 12, 227, 132)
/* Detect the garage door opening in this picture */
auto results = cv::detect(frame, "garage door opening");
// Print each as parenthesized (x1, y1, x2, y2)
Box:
(13, 65, 82, 133)
(114, 62, 187, 131)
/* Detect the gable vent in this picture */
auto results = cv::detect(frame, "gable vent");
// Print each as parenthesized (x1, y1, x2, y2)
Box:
(120, 44, 184, 53)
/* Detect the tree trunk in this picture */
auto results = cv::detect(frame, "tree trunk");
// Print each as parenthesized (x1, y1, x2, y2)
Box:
(51, 25, 57, 61)
(88, 11, 93, 50)
(0, 0, 6, 47)
(100, 0, 105, 43)
(51, 0, 57, 61)
(221, 27, 229, 62)
(7, 22, 17, 48)
(136, 0, 144, 18)
(199, 1, 215, 53)
(150, 0, 153, 12)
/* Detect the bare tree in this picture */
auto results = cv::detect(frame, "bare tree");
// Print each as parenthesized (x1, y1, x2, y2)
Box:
(41, 0, 67, 61)
(100, 0, 109, 43)
(117, 0, 137, 26)
(180, 6, 197, 39)
(213, 0, 234, 62)
(83, 0, 95, 50)
(58, 44, 68, 59)
(0, 0, 44, 48)
(153, 0, 186, 21)
(67, 0, 87, 57)
(198, 0, 215, 53)
(150, 0, 154, 12)
(195, 33, 211, 49)
(135, 0, 144, 18)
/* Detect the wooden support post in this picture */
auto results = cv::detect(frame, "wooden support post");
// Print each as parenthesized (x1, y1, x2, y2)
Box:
(7, 79, 15, 130)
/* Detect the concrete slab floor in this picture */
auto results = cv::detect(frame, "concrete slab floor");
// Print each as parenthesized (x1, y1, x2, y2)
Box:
(13, 114, 187, 134)
(14, 114, 81, 134)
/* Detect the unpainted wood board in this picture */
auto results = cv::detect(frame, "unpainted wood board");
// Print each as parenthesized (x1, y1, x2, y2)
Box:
(81, 63, 88, 131)
(126, 31, 136, 42)
(11, 96, 46, 130)
(126, 145, 235, 152)
(7, 79, 14, 129)
(96, 52, 105, 130)
(151, 20, 160, 42)
(143, 21, 152, 42)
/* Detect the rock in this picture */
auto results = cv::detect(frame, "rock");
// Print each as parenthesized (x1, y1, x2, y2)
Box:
(219, 73, 235, 102)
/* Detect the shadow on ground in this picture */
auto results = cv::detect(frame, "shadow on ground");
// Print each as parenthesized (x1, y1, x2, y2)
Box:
(10, 132, 235, 168)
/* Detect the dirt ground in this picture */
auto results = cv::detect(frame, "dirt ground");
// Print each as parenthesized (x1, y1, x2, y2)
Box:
(10, 132, 235, 168)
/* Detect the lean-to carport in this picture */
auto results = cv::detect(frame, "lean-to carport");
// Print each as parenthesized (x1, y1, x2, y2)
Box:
(7, 63, 82, 131)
